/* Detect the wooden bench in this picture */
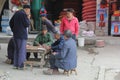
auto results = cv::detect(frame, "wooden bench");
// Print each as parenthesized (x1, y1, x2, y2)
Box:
(24, 46, 47, 69)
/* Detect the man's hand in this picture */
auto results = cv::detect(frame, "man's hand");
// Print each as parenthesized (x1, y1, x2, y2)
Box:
(47, 46, 51, 50)
(26, 45, 30, 48)
(42, 44, 47, 48)
(42, 44, 50, 50)
(52, 52, 57, 55)
(27, 14, 31, 19)
(38, 44, 42, 47)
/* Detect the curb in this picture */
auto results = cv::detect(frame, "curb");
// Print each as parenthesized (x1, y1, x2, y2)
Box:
(98, 66, 105, 80)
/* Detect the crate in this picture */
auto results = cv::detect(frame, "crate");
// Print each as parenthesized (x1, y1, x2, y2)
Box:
(111, 16, 120, 21)
(3, 9, 10, 16)
(2, 16, 9, 21)
(1, 21, 9, 26)
(2, 26, 8, 33)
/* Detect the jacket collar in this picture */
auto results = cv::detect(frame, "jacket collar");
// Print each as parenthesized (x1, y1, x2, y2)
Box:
(64, 16, 76, 21)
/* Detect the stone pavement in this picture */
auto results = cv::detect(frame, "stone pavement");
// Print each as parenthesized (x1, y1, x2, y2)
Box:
(0, 43, 120, 80)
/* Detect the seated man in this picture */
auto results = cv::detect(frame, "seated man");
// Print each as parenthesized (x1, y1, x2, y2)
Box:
(51, 32, 64, 53)
(26, 26, 53, 60)
(5, 37, 15, 64)
(43, 30, 77, 75)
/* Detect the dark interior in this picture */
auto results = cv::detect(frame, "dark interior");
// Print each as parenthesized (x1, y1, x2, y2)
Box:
(45, 0, 83, 22)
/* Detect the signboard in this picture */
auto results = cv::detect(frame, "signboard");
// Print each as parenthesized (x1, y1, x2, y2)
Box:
(111, 21, 120, 35)
(96, 0, 108, 35)
(97, 8, 108, 28)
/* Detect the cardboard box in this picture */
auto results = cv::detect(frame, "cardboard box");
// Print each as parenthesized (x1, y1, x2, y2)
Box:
(95, 29, 105, 36)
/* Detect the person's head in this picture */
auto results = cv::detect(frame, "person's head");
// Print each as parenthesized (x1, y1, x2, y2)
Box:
(42, 26, 48, 35)
(54, 32, 61, 40)
(65, 8, 74, 19)
(41, 14, 47, 21)
(63, 30, 72, 40)
(22, 0, 29, 4)
(23, 5, 30, 15)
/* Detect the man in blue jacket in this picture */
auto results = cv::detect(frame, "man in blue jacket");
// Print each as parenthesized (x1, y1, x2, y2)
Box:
(51, 32, 64, 53)
(9, 5, 30, 69)
(43, 30, 77, 75)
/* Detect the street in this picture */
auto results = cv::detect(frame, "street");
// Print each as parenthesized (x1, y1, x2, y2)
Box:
(0, 43, 120, 80)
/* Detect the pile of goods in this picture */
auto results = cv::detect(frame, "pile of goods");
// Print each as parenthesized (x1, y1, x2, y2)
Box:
(82, 0, 96, 22)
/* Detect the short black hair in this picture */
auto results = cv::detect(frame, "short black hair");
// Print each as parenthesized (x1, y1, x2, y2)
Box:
(54, 31, 60, 36)
(23, 5, 31, 9)
(63, 30, 72, 38)
(42, 25, 47, 30)
(40, 14, 47, 17)
(63, 8, 75, 13)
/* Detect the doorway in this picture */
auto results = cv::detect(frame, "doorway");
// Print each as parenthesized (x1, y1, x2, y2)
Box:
(45, 0, 82, 21)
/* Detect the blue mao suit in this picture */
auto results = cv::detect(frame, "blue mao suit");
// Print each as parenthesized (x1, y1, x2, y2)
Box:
(49, 38, 77, 71)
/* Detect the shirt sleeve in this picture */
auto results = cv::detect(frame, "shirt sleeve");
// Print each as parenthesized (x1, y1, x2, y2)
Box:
(22, 13, 30, 28)
(44, 19, 57, 33)
(33, 34, 40, 46)
(75, 18, 79, 37)
(51, 37, 64, 50)
(44, 33, 53, 46)
(9, 15, 14, 32)
(55, 42, 69, 59)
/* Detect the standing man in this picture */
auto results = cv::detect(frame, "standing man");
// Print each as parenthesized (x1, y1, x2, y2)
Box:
(60, 8, 79, 40)
(9, 5, 30, 69)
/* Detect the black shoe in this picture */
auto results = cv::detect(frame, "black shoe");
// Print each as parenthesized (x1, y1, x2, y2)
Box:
(13, 66, 18, 69)
(18, 67, 24, 70)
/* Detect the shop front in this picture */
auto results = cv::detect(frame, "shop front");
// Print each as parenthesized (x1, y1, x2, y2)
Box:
(109, 0, 120, 36)
(1, 0, 119, 36)
(96, 0, 120, 36)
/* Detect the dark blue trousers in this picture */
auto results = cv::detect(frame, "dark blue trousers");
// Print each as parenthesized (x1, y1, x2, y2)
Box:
(49, 54, 58, 69)
(13, 39, 26, 68)
(7, 37, 14, 61)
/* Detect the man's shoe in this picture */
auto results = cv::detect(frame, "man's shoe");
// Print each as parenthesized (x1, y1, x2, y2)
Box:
(43, 69, 53, 75)
(43, 69, 60, 75)
(17, 67, 24, 70)
(13, 66, 18, 69)
(5, 59, 12, 64)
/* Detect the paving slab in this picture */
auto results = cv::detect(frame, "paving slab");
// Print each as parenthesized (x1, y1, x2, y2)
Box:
(104, 69, 120, 80)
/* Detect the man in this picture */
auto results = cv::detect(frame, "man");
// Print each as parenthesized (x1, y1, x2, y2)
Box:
(9, 5, 30, 69)
(60, 8, 79, 40)
(41, 14, 57, 34)
(26, 26, 53, 59)
(5, 37, 15, 64)
(43, 30, 77, 75)
(51, 32, 64, 53)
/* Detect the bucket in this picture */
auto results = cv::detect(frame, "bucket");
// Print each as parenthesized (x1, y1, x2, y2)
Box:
(78, 37, 85, 47)
(95, 40, 105, 48)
